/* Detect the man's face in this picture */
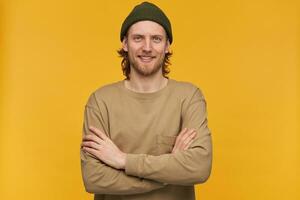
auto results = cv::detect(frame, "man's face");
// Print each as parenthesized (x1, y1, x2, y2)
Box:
(122, 20, 170, 77)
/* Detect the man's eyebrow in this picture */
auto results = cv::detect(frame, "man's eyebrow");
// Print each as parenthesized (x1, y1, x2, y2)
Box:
(151, 34, 164, 37)
(129, 34, 144, 38)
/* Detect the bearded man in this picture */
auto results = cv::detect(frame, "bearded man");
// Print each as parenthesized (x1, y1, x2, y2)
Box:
(80, 2, 212, 200)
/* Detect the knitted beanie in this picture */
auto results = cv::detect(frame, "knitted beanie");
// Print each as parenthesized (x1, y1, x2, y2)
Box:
(120, 1, 173, 44)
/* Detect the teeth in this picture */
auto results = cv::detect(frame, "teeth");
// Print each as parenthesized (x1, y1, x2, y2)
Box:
(140, 56, 153, 62)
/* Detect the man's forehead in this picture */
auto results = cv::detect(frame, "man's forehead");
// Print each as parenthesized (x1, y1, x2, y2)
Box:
(127, 20, 167, 36)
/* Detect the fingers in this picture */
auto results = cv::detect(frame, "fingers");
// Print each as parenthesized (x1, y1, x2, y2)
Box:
(183, 131, 197, 150)
(89, 126, 108, 141)
(82, 133, 105, 151)
(172, 128, 197, 153)
(81, 140, 101, 150)
(82, 146, 99, 157)
(83, 134, 102, 144)
(180, 128, 196, 142)
(173, 128, 188, 150)
(177, 129, 196, 150)
(183, 138, 194, 150)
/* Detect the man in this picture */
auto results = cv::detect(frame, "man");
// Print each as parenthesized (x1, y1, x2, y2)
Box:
(80, 2, 212, 200)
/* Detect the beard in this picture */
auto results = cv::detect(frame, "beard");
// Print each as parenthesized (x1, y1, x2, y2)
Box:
(128, 52, 165, 77)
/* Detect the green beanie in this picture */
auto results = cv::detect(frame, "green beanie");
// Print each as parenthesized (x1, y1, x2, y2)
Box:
(120, 1, 173, 44)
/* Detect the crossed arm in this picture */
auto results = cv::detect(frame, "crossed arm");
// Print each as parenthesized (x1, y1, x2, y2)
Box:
(80, 88, 212, 194)
(82, 126, 196, 169)
(81, 109, 196, 194)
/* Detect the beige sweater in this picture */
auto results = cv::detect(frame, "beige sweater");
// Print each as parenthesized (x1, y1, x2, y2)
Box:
(80, 78, 212, 200)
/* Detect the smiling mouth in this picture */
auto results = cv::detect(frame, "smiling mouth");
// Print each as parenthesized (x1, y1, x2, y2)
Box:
(138, 55, 155, 63)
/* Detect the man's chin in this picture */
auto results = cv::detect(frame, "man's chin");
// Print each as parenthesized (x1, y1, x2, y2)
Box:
(134, 67, 157, 77)
(131, 61, 163, 76)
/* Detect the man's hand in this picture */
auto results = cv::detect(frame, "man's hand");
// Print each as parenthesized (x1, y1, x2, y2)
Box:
(172, 128, 197, 153)
(81, 126, 126, 169)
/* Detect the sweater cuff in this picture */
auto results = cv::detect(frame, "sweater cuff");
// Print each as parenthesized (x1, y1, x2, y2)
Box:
(125, 153, 145, 177)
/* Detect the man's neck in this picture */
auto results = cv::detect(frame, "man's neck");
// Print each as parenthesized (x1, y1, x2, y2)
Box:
(124, 73, 168, 93)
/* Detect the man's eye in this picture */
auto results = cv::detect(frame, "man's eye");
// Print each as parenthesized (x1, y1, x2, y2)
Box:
(153, 37, 162, 42)
(133, 36, 142, 41)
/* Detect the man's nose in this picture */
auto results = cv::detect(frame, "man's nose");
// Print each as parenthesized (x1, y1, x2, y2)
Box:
(142, 38, 152, 52)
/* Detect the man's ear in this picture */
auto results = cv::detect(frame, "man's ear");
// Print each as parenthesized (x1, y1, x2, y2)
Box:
(122, 37, 128, 52)
(165, 40, 170, 53)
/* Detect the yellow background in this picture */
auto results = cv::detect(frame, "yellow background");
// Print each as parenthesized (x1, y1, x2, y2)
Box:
(1, 0, 299, 199)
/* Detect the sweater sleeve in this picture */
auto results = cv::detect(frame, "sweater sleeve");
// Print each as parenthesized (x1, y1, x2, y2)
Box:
(124, 87, 212, 185)
(80, 93, 166, 195)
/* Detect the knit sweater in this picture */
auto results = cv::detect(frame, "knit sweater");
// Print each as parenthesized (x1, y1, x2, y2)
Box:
(80, 78, 212, 200)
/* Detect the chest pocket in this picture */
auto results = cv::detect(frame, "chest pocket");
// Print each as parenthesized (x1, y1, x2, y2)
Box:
(156, 135, 177, 155)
